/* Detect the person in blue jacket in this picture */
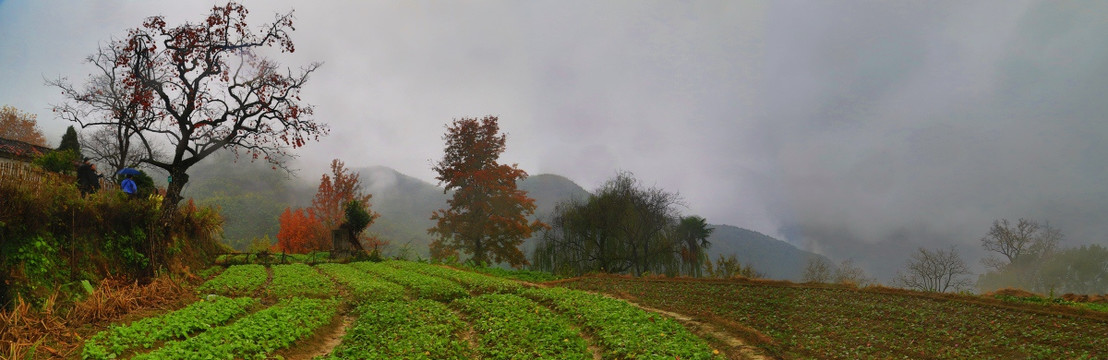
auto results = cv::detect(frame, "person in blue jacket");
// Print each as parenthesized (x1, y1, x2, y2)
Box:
(121, 174, 138, 197)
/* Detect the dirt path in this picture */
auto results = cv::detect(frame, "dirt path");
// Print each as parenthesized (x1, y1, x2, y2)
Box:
(621, 300, 770, 360)
(282, 312, 354, 360)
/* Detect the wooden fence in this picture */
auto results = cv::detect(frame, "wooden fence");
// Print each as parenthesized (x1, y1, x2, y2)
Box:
(0, 161, 114, 194)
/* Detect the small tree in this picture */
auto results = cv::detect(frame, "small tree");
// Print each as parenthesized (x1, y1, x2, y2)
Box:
(57, 126, 82, 154)
(0, 105, 47, 146)
(429, 116, 546, 267)
(802, 256, 834, 283)
(894, 246, 973, 293)
(311, 159, 373, 235)
(79, 125, 154, 174)
(343, 198, 381, 253)
(275, 207, 324, 254)
(675, 215, 713, 277)
(979, 218, 1064, 291)
(833, 259, 873, 286)
(705, 254, 764, 279)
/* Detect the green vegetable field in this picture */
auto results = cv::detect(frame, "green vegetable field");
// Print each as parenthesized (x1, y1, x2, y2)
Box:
(79, 261, 1108, 359)
(80, 261, 723, 359)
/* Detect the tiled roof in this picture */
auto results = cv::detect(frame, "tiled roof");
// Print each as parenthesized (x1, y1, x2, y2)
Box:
(0, 137, 53, 161)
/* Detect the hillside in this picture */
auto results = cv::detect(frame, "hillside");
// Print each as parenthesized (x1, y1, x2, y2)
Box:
(704, 225, 830, 281)
(561, 275, 1108, 359)
(516, 173, 590, 218)
(189, 163, 822, 280)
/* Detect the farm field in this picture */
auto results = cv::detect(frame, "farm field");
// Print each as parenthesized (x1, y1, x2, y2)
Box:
(77, 261, 1108, 359)
(557, 276, 1108, 360)
(79, 261, 724, 359)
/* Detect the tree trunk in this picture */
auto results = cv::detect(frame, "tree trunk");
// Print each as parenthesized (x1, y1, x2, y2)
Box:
(143, 169, 188, 281)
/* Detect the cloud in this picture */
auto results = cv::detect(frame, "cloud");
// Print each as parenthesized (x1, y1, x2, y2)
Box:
(756, 1, 1108, 277)
(2, 0, 1107, 280)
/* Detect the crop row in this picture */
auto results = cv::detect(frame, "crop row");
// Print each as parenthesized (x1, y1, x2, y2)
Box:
(350, 261, 468, 301)
(385, 260, 523, 294)
(521, 287, 722, 359)
(195, 264, 267, 296)
(82, 296, 258, 359)
(316, 263, 406, 302)
(266, 263, 336, 297)
(324, 299, 472, 359)
(560, 277, 1108, 359)
(453, 293, 591, 359)
(132, 297, 339, 359)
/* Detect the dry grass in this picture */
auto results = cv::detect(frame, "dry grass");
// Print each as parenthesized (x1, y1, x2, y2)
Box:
(0, 276, 196, 359)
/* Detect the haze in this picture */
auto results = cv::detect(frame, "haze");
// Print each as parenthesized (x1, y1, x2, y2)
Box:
(3, 1, 1107, 277)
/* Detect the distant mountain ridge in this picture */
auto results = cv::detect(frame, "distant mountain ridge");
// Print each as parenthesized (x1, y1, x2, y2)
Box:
(190, 161, 825, 280)
(353, 166, 825, 280)
(704, 224, 829, 281)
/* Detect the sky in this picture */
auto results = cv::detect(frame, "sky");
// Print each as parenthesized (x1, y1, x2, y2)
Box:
(3, 0, 1107, 274)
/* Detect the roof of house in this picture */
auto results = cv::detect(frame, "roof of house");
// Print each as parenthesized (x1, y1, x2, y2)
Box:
(0, 137, 53, 161)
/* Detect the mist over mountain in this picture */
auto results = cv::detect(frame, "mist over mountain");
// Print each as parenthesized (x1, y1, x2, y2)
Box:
(705, 224, 829, 282)
(186, 160, 830, 280)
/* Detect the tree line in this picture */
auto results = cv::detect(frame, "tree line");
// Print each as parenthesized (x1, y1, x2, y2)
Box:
(881, 218, 1107, 294)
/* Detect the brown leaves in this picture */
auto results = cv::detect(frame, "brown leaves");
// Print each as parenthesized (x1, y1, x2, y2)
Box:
(429, 116, 546, 267)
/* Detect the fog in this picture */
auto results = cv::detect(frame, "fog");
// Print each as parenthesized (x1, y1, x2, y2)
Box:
(3, 1, 1107, 279)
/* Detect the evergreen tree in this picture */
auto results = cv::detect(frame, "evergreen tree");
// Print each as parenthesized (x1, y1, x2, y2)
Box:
(57, 125, 81, 154)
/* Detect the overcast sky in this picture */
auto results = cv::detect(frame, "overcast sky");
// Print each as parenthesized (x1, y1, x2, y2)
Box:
(3, 1, 1107, 268)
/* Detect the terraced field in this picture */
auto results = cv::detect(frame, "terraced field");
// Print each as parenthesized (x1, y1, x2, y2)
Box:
(85, 262, 1105, 359)
(558, 276, 1108, 360)
(80, 261, 724, 359)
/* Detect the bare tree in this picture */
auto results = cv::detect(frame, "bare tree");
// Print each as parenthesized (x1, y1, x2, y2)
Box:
(50, 40, 161, 175)
(79, 126, 164, 173)
(833, 259, 873, 286)
(802, 256, 834, 283)
(895, 246, 973, 293)
(979, 218, 1065, 291)
(50, 3, 327, 278)
(51, 3, 326, 219)
(980, 218, 1039, 269)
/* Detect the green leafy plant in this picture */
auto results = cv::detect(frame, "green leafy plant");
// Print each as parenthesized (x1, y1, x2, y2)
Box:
(452, 293, 590, 359)
(324, 299, 472, 359)
(266, 263, 336, 297)
(349, 261, 468, 301)
(133, 297, 338, 360)
(82, 296, 257, 359)
(195, 264, 267, 296)
(385, 260, 523, 294)
(521, 286, 722, 359)
(315, 263, 405, 303)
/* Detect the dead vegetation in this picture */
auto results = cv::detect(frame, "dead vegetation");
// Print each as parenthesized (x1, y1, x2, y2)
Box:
(1, 276, 196, 359)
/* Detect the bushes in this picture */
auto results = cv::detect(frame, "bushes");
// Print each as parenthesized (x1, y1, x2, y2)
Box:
(0, 165, 225, 308)
(31, 149, 81, 174)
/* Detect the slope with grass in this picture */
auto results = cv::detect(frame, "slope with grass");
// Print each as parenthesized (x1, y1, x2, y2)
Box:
(555, 275, 1108, 359)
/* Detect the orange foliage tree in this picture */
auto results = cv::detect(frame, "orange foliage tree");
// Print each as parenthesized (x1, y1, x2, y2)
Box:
(428, 116, 547, 267)
(274, 207, 323, 254)
(309, 159, 379, 251)
(0, 105, 47, 146)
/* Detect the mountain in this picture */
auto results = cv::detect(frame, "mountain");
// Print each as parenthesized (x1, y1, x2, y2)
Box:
(354, 168, 590, 258)
(190, 162, 825, 280)
(354, 166, 446, 256)
(704, 224, 830, 281)
(517, 173, 590, 219)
